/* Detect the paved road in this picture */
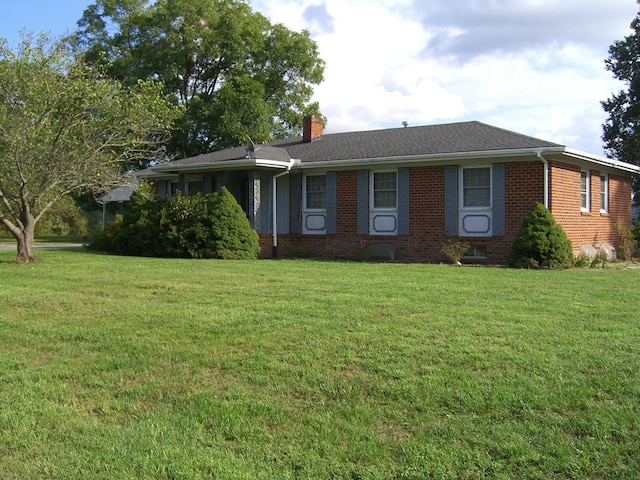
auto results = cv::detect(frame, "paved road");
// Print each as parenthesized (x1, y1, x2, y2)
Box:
(0, 242, 84, 250)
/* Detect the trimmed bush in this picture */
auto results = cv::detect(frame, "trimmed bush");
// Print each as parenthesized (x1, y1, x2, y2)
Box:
(508, 202, 574, 269)
(159, 192, 216, 258)
(209, 187, 261, 259)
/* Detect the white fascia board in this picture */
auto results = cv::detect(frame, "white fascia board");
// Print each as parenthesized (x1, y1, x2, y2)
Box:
(560, 148, 640, 174)
(294, 147, 558, 170)
(294, 146, 640, 175)
(151, 158, 294, 173)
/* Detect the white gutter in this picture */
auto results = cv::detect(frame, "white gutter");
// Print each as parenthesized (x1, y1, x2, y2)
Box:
(271, 159, 297, 258)
(561, 148, 640, 174)
(296, 147, 567, 170)
(536, 150, 550, 209)
(151, 158, 293, 173)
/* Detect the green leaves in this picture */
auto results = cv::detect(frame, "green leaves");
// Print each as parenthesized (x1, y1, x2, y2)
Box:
(0, 33, 178, 261)
(92, 185, 260, 259)
(508, 203, 574, 269)
(76, 0, 325, 157)
(602, 7, 640, 196)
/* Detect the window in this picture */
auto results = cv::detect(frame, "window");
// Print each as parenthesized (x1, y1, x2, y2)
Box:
(464, 245, 487, 258)
(600, 174, 608, 213)
(305, 175, 326, 209)
(303, 174, 328, 234)
(459, 166, 493, 237)
(373, 171, 397, 209)
(463, 167, 491, 208)
(581, 170, 590, 211)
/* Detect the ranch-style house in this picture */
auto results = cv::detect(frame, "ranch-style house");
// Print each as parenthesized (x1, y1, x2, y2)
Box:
(142, 116, 640, 263)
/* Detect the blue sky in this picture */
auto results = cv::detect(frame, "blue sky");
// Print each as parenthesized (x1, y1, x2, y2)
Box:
(0, 0, 89, 45)
(2, 0, 638, 157)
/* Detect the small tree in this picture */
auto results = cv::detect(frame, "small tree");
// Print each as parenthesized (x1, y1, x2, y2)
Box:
(0, 34, 178, 262)
(508, 203, 574, 269)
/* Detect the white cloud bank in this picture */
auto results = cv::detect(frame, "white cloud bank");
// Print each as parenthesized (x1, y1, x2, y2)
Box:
(252, 0, 639, 156)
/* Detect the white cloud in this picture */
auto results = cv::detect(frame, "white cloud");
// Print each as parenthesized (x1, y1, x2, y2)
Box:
(254, 0, 638, 155)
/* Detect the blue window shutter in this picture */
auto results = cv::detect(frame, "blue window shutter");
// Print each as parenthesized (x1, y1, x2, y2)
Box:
(444, 166, 458, 236)
(492, 163, 506, 237)
(290, 173, 302, 234)
(357, 170, 369, 235)
(398, 168, 410, 234)
(326, 172, 337, 234)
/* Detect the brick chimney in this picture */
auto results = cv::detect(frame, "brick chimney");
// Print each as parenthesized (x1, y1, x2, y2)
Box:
(303, 115, 323, 142)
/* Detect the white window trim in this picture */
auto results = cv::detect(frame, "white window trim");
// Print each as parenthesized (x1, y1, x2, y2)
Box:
(581, 170, 590, 212)
(600, 174, 609, 213)
(459, 165, 493, 237)
(370, 170, 398, 211)
(302, 173, 327, 235)
(369, 170, 398, 236)
(303, 173, 327, 211)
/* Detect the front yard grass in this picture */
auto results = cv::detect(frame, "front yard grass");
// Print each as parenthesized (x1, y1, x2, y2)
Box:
(0, 249, 638, 479)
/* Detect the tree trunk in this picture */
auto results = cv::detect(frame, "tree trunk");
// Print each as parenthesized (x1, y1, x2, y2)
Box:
(15, 211, 38, 263)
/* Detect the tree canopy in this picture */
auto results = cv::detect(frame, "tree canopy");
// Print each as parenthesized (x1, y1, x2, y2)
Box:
(602, 1, 640, 197)
(0, 34, 178, 262)
(75, 0, 325, 158)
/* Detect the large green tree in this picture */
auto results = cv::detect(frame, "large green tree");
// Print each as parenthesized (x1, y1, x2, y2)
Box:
(602, 2, 640, 197)
(75, 0, 325, 158)
(0, 34, 178, 263)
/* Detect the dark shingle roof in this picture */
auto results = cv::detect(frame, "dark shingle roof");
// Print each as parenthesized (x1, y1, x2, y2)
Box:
(163, 121, 562, 168)
(283, 121, 561, 163)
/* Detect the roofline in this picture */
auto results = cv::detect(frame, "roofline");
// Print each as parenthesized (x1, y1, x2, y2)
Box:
(150, 158, 296, 173)
(560, 147, 640, 174)
(295, 147, 567, 170)
(149, 146, 640, 175)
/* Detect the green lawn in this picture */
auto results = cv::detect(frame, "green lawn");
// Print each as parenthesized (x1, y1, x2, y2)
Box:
(1, 249, 639, 479)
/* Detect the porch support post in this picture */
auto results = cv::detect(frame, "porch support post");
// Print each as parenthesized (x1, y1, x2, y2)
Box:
(248, 171, 261, 231)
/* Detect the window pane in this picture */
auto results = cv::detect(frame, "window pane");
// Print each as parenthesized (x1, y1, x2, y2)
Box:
(463, 168, 490, 207)
(373, 172, 397, 208)
(581, 171, 588, 210)
(600, 175, 607, 212)
(306, 175, 326, 209)
(374, 172, 396, 190)
(375, 190, 397, 208)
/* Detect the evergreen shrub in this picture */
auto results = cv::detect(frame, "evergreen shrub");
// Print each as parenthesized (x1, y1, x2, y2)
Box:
(88, 184, 260, 259)
(508, 202, 574, 269)
(209, 187, 260, 259)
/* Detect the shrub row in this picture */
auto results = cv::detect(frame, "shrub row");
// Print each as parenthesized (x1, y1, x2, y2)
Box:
(88, 184, 260, 259)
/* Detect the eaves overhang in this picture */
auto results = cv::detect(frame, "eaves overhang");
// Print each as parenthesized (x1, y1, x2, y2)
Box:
(560, 148, 640, 174)
(150, 158, 298, 174)
(294, 147, 567, 170)
(293, 146, 640, 175)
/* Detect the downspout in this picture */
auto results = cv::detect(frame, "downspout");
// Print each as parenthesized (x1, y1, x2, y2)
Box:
(536, 150, 550, 209)
(272, 160, 296, 258)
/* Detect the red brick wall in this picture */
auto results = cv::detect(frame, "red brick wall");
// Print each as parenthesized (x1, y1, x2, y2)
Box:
(549, 161, 633, 253)
(260, 161, 634, 263)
